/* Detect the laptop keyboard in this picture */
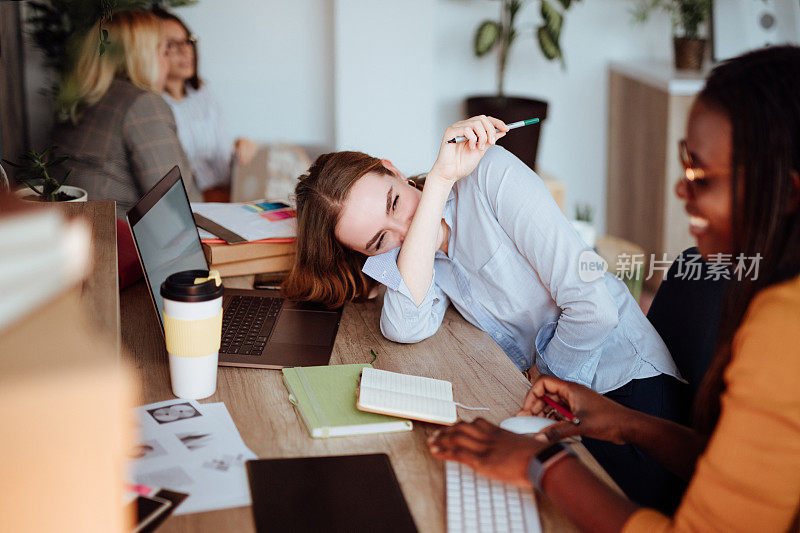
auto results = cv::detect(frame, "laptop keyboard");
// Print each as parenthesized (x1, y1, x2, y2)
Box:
(221, 295, 282, 355)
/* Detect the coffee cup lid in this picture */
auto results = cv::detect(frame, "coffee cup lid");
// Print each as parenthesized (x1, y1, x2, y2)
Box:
(161, 269, 224, 302)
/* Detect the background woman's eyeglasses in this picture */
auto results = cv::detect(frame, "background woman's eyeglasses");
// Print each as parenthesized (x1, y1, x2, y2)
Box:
(166, 36, 197, 54)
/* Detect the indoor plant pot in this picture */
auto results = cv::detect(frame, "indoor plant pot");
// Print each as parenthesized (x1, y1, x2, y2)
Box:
(673, 36, 706, 70)
(4, 146, 84, 203)
(466, 95, 548, 170)
(632, 1, 711, 71)
(16, 184, 88, 202)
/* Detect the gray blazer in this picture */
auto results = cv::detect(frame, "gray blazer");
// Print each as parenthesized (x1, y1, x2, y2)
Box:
(52, 79, 202, 217)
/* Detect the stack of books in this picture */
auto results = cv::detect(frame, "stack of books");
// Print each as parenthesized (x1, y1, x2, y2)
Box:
(191, 199, 297, 278)
(201, 238, 295, 278)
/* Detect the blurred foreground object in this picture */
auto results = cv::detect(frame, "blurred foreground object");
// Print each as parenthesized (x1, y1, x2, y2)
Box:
(0, 200, 90, 329)
(0, 193, 132, 532)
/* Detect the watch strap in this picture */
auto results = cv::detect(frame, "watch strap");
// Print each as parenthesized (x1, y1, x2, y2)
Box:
(527, 442, 575, 492)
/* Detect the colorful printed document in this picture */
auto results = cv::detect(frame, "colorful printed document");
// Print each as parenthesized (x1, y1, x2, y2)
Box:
(127, 399, 257, 515)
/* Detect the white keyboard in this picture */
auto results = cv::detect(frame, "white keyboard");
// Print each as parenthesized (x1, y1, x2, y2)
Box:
(446, 461, 541, 533)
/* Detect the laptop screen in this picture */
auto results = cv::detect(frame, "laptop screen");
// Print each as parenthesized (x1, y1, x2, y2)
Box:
(128, 167, 208, 322)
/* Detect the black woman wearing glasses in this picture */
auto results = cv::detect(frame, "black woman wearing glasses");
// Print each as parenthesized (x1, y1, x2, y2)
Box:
(430, 46, 800, 533)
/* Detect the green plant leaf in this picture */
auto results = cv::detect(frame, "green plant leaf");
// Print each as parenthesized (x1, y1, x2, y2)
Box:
(474, 20, 501, 57)
(541, 0, 563, 37)
(507, 27, 517, 47)
(1, 159, 23, 168)
(20, 179, 44, 197)
(46, 155, 69, 167)
(536, 25, 562, 61)
(556, 0, 572, 9)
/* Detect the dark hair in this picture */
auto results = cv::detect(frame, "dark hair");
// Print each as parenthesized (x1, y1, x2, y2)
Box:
(151, 7, 200, 91)
(693, 46, 800, 434)
(281, 152, 390, 308)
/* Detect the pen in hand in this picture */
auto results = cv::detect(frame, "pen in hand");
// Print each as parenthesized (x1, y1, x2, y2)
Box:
(541, 395, 581, 425)
(446, 118, 540, 144)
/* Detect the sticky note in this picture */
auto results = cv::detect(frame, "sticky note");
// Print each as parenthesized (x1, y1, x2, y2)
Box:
(243, 201, 290, 213)
(261, 209, 296, 222)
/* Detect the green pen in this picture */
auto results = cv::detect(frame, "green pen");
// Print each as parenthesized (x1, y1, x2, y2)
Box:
(447, 118, 540, 144)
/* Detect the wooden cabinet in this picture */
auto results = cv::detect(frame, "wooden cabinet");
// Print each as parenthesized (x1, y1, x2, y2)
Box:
(606, 61, 705, 289)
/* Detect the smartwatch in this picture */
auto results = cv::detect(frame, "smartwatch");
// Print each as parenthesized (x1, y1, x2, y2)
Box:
(527, 442, 575, 492)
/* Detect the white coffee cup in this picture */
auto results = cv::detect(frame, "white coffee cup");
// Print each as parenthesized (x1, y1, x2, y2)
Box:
(160, 270, 224, 400)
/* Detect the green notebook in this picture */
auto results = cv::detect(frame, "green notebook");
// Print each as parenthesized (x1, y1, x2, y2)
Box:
(282, 363, 413, 438)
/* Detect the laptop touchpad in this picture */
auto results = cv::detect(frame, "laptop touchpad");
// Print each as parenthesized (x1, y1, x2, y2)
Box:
(270, 310, 338, 346)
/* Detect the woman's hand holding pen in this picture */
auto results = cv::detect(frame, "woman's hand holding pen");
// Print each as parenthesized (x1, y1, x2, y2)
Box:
(519, 375, 634, 445)
(396, 116, 507, 305)
(429, 116, 509, 184)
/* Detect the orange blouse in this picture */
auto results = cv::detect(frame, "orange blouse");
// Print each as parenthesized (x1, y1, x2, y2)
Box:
(623, 274, 800, 532)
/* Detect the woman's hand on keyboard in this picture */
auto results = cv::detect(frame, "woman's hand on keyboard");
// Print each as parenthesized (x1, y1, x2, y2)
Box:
(427, 418, 550, 488)
(518, 375, 633, 445)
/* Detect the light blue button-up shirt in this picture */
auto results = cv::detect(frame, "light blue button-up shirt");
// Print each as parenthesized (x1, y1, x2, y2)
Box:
(362, 146, 681, 394)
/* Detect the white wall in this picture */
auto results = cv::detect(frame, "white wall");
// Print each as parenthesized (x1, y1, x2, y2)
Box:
(22, 0, 673, 230)
(334, 0, 437, 174)
(175, 0, 334, 147)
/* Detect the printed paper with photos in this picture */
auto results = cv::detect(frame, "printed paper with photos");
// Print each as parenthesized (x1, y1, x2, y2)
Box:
(128, 399, 257, 515)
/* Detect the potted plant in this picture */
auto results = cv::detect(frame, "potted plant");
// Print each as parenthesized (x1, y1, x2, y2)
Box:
(631, 0, 711, 71)
(571, 202, 595, 247)
(468, 0, 581, 170)
(3, 147, 86, 202)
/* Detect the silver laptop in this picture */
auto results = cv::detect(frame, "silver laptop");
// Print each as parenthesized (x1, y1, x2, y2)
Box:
(127, 166, 341, 369)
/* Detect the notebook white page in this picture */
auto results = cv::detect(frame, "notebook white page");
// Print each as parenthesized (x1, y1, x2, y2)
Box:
(357, 368, 457, 425)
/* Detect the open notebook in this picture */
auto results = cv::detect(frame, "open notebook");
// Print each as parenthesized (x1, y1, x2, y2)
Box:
(357, 368, 460, 425)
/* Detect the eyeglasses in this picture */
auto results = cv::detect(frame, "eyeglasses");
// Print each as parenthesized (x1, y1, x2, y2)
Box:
(679, 139, 706, 182)
(678, 139, 731, 194)
(166, 36, 197, 54)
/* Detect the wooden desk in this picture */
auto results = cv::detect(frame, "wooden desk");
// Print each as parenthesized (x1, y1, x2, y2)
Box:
(55, 201, 120, 355)
(121, 280, 620, 533)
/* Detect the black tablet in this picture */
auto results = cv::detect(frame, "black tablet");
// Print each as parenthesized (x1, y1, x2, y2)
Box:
(246, 454, 418, 533)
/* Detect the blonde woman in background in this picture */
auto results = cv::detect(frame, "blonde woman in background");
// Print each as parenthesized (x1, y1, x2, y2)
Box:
(53, 9, 201, 217)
